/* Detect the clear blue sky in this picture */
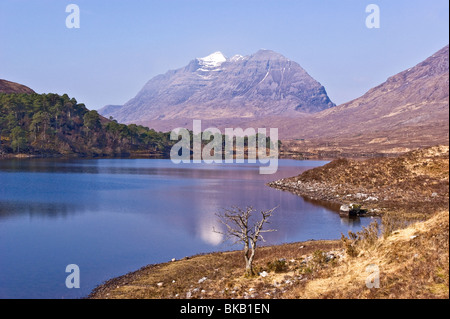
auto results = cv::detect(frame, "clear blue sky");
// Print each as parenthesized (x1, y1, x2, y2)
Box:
(1, 0, 448, 110)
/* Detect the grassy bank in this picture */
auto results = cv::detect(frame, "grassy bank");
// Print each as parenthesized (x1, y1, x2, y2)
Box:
(269, 146, 449, 223)
(89, 210, 448, 299)
(88, 241, 341, 299)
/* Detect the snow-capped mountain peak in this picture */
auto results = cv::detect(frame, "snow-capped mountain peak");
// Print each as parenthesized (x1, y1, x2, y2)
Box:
(230, 54, 245, 62)
(197, 51, 227, 69)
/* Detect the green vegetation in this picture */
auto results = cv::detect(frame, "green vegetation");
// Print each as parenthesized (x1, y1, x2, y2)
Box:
(266, 259, 287, 273)
(0, 93, 175, 157)
(0, 93, 281, 159)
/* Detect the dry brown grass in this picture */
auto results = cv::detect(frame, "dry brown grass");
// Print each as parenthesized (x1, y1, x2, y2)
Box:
(285, 210, 449, 299)
(272, 145, 449, 221)
(89, 210, 448, 299)
(88, 241, 340, 299)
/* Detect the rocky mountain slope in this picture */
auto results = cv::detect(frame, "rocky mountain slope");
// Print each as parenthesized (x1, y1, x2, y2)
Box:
(99, 50, 335, 128)
(268, 45, 449, 156)
(289, 45, 449, 138)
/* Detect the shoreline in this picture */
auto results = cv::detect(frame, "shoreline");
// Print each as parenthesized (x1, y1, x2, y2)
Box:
(266, 179, 382, 216)
(87, 240, 342, 299)
(87, 145, 449, 299)
(87, 210, 449, 299)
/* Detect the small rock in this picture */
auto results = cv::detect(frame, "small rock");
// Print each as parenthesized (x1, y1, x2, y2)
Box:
(157, 282, 163, 287)
(198, 277, 207, 284)
(171, 258, 176, 262)
(259, 271, 269, 277)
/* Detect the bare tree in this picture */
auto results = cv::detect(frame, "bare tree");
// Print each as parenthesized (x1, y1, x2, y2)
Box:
(214, 206, 277, 276)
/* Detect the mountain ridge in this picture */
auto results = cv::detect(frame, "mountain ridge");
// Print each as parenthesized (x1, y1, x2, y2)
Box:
(99, 49, 335, 125)
(274, 45, 449, 156)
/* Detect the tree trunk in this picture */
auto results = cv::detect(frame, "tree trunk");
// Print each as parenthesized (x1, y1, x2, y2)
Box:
(244, 240, 253, 276)
(245, 241, 257, 276)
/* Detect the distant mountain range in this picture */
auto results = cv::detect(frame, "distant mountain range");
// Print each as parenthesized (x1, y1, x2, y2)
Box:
(2, 45, 448, 157)
(99, 50, 335, 128)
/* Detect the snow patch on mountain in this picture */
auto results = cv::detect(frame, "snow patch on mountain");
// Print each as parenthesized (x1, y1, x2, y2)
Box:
(197, 51, 227, 69)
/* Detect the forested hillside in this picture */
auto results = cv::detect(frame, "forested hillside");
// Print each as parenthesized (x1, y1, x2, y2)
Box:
(0, 93, 174, 157)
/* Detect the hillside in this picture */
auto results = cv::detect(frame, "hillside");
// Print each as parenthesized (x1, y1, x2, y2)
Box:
(289, 209, 449, 299)
(269, 146, 449, 221)
(295, 45, 449, 139)
(99, 50, 335, 129)
(276, 45, 449, 156)
(0, 92, 174, 157)
(0, 79, 35, 94)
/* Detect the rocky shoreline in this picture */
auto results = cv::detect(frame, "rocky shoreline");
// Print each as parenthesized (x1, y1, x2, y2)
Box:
(268, 146, 449, 219)
(87, 241, 342, 299)
(266, 179, 382, 216)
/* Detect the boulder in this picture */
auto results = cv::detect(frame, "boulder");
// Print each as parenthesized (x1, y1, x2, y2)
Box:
(340, 203, 367, 216)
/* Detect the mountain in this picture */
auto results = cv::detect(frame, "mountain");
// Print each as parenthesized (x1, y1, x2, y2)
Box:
(99, 50, 335, 129)
(276, 45, 449, 156)
(100, 105, 123, 117)
(0, 79, 35, 94)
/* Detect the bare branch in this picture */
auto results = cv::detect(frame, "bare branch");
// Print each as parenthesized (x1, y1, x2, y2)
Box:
(213, 205, 278, 275)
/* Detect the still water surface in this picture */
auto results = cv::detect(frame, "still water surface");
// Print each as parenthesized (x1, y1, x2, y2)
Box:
(0, 159, 375, 298)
